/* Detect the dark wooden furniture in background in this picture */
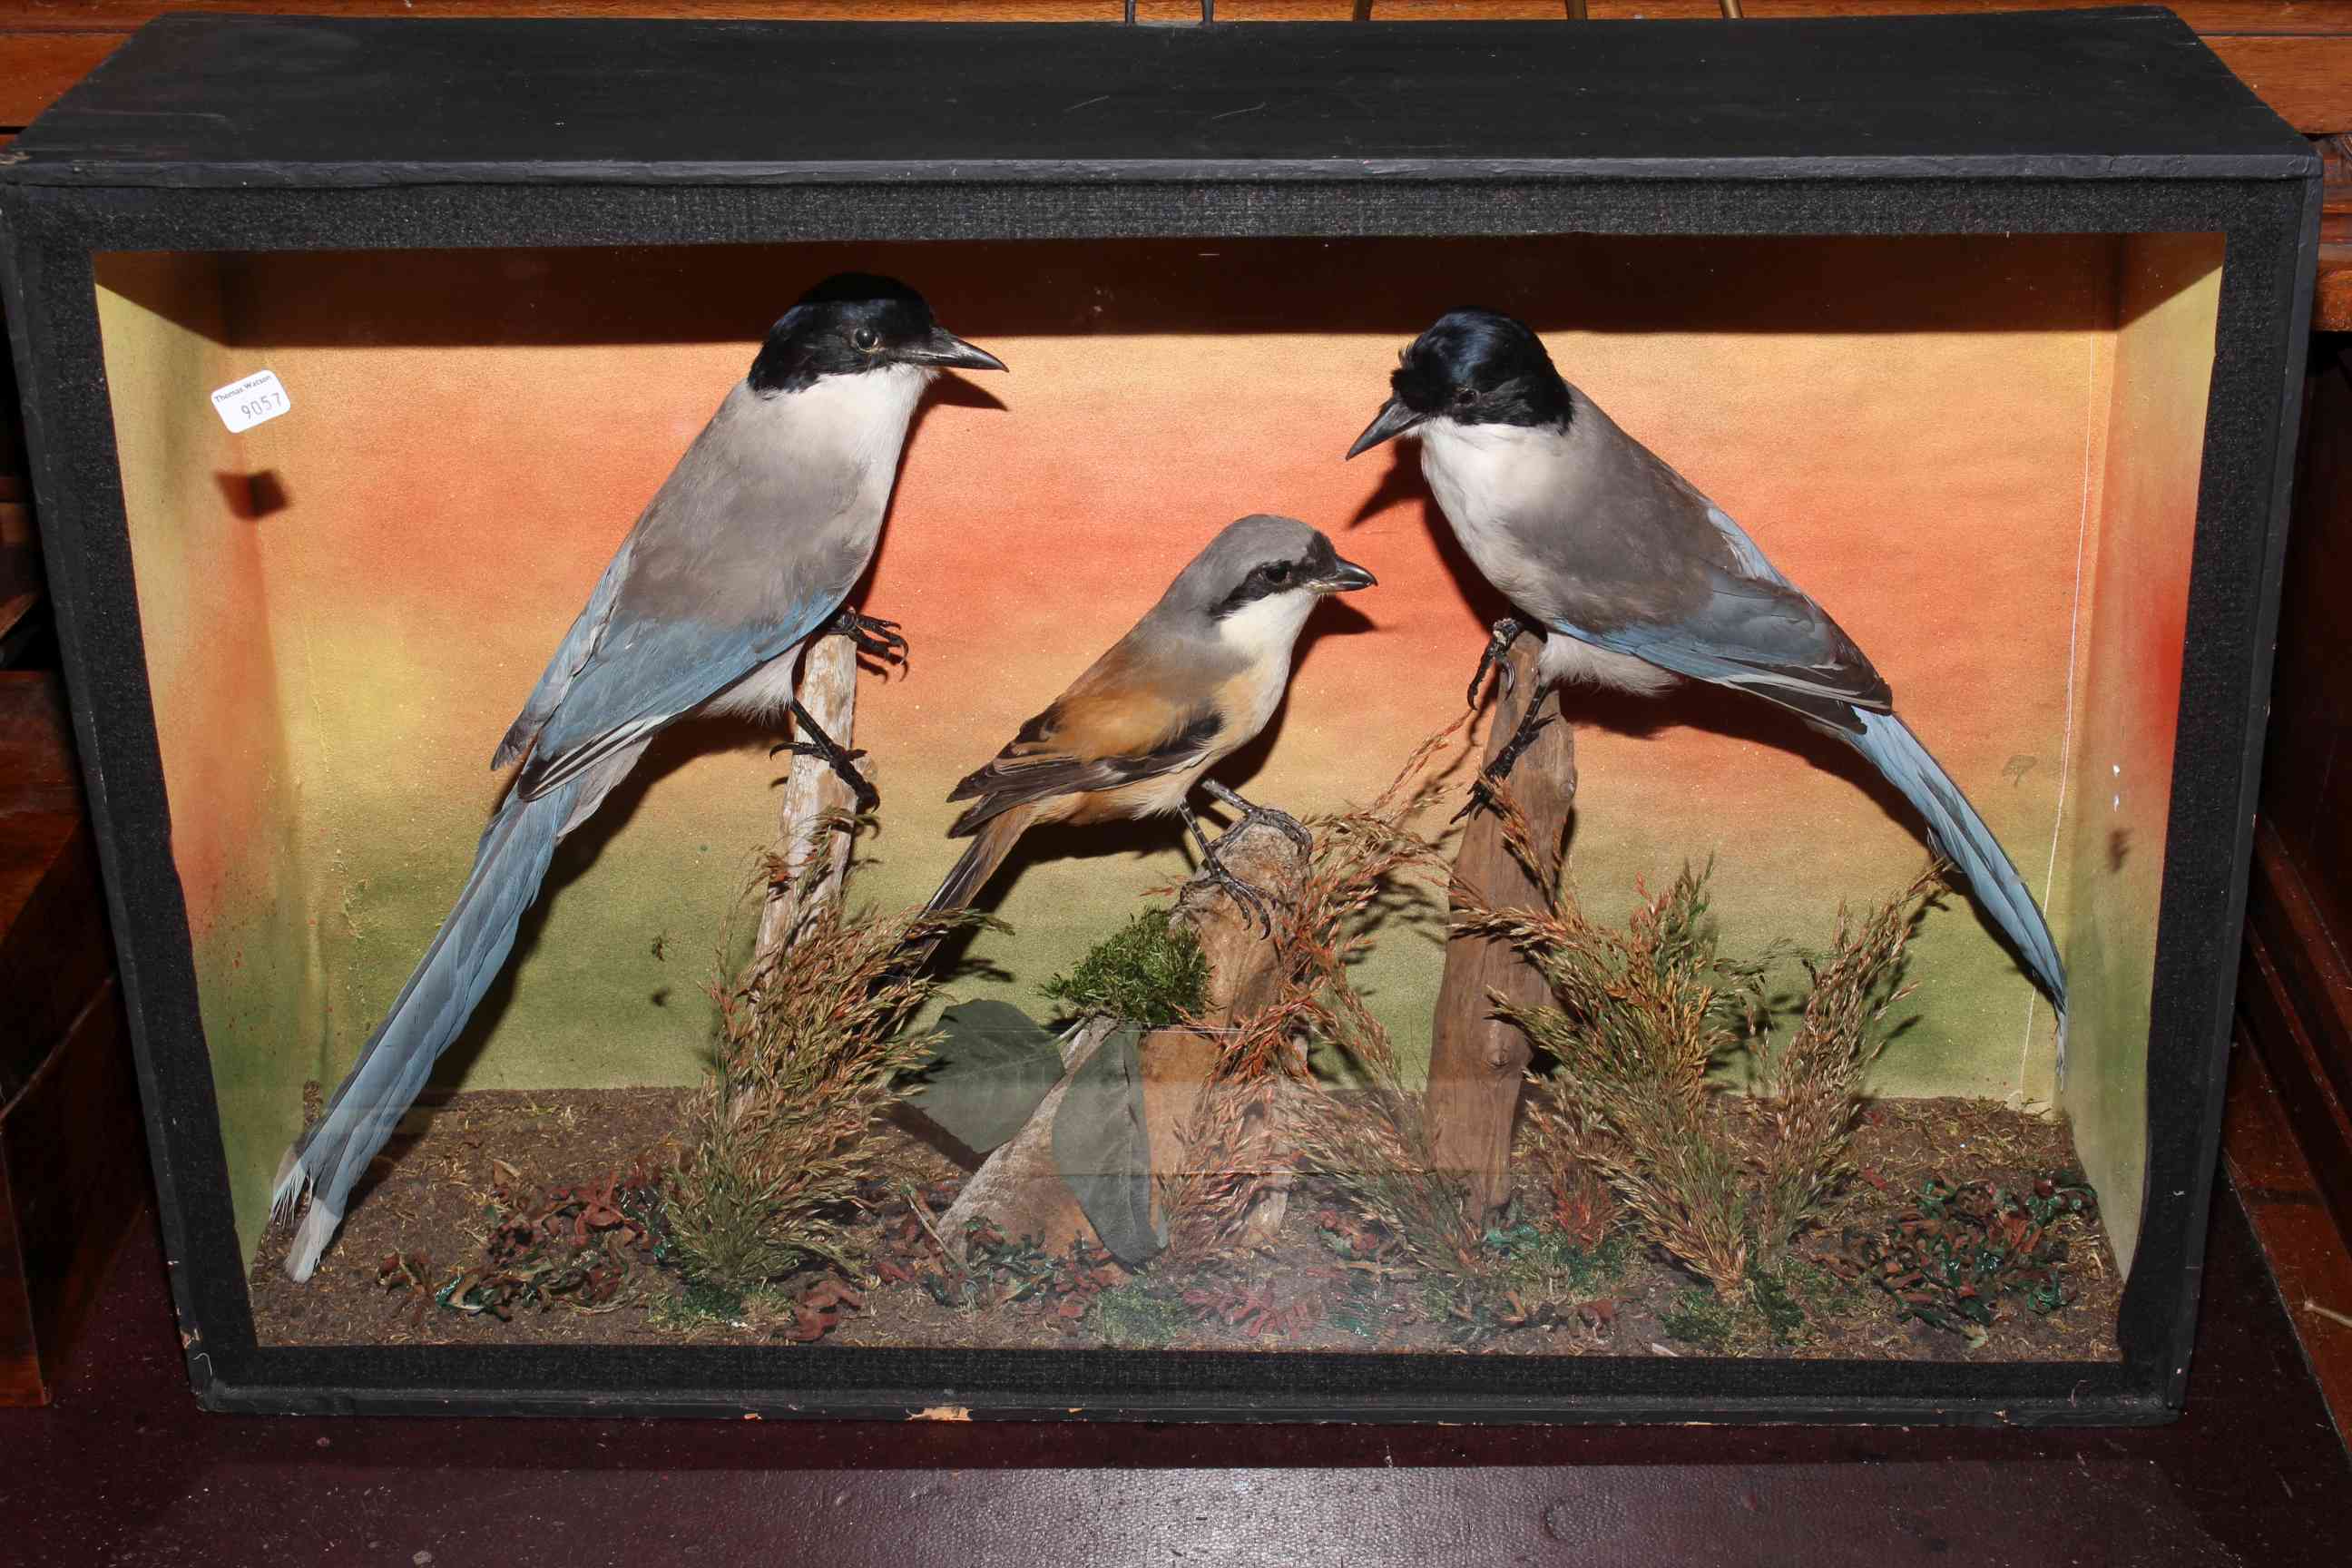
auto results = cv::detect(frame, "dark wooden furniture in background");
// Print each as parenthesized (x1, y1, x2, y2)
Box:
(0, 674, 138, 1405)
(2238, 335, 2352, 1238)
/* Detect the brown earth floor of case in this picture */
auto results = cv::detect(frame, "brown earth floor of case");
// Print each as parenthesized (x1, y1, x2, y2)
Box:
(5, 1076, 2348, 1568)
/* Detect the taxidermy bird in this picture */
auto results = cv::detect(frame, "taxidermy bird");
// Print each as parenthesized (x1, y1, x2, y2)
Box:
(927, 514, 1376, 928)
(270, 274, 1004, 1281)
(1347, 309, 2067, 1039)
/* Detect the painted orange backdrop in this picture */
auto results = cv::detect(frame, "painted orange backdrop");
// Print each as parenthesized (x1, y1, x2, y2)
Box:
(95, 234, 2214, 1257)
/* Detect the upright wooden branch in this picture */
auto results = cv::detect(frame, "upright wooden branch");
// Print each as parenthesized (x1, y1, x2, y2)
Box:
(753, 633, 860, 967)
(1426, 636, 1576, 1216)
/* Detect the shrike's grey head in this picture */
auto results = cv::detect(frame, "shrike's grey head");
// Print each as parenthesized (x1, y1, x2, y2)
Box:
(747, 273, 1005, 397)
(1159, 514, 1376, 647)
(1346, 309, 1573, 458)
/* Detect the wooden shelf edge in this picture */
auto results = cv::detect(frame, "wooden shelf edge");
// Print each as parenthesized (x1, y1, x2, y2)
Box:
(2318, 244, 2352, 334)
(5, 5, 2352, 134)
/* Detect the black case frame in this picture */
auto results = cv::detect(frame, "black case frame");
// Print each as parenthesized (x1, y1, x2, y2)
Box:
(0, 8, 2318, 1423)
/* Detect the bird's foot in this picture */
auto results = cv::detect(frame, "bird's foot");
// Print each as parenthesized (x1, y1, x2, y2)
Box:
(1466, 616, 1526, 708)
(1450, 709, 1555, 825)
(828, 608, 909, 666)
(771, 740, 880, 812)
(1181, 798, 1284, 936)
(1449, 773, 1504, 826)
(774, 699, 880, 812)
(1200, 779, 1314, 856)
(1199, 843, 1279, 936)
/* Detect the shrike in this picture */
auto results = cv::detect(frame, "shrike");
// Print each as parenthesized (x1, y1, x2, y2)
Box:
(272, 274, 1003, 1280)
(927, 514, 1375, 929)
(1348, 309, 2066, 1029)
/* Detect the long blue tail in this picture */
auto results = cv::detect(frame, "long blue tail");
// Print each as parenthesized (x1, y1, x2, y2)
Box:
(1846, 709, 2066, 1022)
(270, 779, 583, 1280)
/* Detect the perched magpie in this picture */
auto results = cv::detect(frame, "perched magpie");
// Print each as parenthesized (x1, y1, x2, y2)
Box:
(270, 274, 1004, 1280)
(927, 514, 1375, 929)
(1349, 309, 2066, 1040)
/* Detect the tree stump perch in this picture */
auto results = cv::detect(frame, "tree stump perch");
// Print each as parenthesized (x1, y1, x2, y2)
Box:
(1143, 822, 1308, 1248)
(936, 818, 1308, 1261)
(1426, 634, 1577, 1217)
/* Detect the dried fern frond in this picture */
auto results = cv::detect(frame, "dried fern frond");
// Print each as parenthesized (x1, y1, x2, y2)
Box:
(1478, 864, 1750, 1296)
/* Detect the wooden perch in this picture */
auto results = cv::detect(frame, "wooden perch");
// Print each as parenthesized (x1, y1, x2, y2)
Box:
(1143, 821, 1309, 1248)
(936, 818, 1308, 1262)
(753, 633, 861, 968)
(1426, 634, 1576, 1216)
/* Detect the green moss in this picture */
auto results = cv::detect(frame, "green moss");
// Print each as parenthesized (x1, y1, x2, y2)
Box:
(1781, 1255, 1863, 1318)
(1042, 908, 1208, 1027)
(1485, 1218, 1629, 1304)
(1744, 1268, 1806, 1347)
(1085, 1280, 1192, 1348)
(646, 1278, 752, 1331)
(1659, 1287, 1739, 1349)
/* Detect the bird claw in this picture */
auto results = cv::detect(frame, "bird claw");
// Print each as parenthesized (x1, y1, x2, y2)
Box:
(1450, 773, 1505, 826)
(1452, 703, 1558, 824)
(1220, 804, 1315, 857)
(1466, 617, 1525, 709)
(1200, 849, 1279, 937)
(770, 739, 870, 762)
(1182, 789, 1296, 936)
(828, 608, 909, 665)
(1201, 781, 1314, 857)
(771, 738, 879, 813)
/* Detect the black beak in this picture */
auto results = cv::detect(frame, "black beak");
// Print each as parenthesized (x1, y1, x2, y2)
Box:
(1345, 396, 1426, 459)
(906, 325, 1006, 373)
(1314, 556, 1378, 593)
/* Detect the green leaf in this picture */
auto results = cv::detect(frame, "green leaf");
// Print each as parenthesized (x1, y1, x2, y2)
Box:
(906, 1001, 1066, 1153)
(1051, 1024, 1166, 1266)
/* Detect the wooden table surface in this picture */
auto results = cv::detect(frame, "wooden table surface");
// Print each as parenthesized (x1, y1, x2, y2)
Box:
(5, 1164, 2347, 1565)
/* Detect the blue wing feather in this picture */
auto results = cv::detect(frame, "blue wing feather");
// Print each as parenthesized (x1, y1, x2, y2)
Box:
(517, 597, 831, 796)
(1540, 505, 2065, 1025)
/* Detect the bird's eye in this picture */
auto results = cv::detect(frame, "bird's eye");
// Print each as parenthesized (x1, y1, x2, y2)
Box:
(1454, 386, 1478, 407)
(850, 327, 880, 352)
(1263, 561, 1292, 585)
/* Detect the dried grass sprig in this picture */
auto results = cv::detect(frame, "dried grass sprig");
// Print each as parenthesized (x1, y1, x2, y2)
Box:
(1171, 723, 1487, 1277)
(1515, 1085, 1620, 1250)
(665, 816, 987, 1290)
(1471, 861, 1939, 1299)
(1749, 867, 1941, 1266)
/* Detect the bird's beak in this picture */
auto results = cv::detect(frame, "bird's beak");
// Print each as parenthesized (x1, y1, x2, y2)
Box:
(1345, 396, 1426, 459)
(906, 325, 1007, 373)
(1312, 555, 1378, 594)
